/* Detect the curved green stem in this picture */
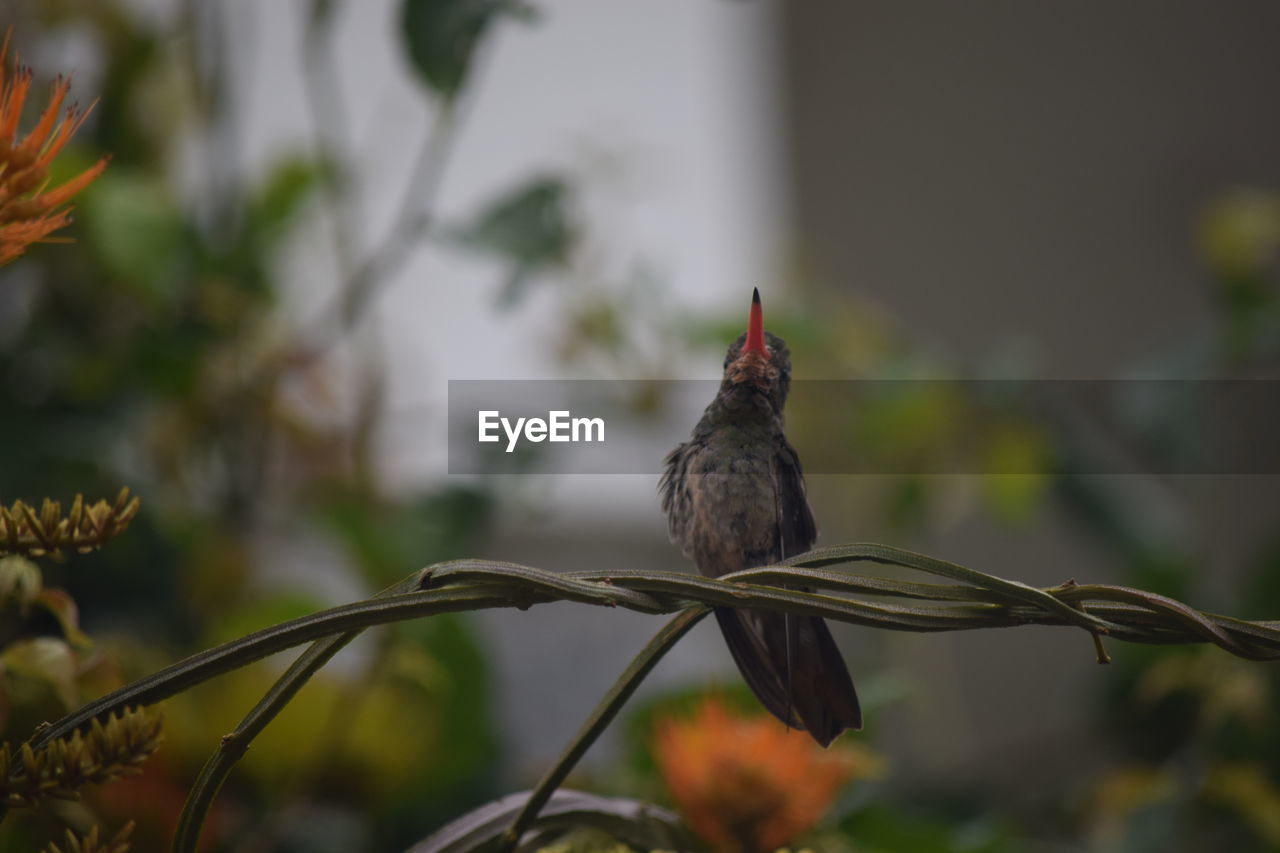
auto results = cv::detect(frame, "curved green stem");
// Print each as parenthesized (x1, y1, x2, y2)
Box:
(172, 628, 362, 852)
(28, 548, 1280, 759)
(778, 542, 1117, 633)
(169, 569, 466, 849)
(16, 540, 1280, 846)
(29, 579, 510, 751)
(499, 606, 711, 851)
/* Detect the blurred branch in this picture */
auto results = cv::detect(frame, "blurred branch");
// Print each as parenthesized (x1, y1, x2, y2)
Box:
(301, 0, 358, 282)
(178, 0, 241, 236)
(298, 0, 388, 486)
(295, 100, 462, 356)
(15, 543, 1280, 847)
(234, 4, 475, 395)
(340, 105, 460, 331)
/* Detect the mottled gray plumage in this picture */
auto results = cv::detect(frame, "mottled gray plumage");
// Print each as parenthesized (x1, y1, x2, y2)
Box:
(660, 316, 861, 747)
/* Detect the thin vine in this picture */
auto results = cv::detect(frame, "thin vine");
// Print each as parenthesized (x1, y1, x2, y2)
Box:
(7, 543, 1278, 851)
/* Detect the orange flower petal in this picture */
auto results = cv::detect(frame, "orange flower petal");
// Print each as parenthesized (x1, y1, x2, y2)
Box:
(15, 75, 69, 160)
(0, 211, 72, 264)
(655, 697, 863, 853)
(0, 64, 33, 146)
(0, 29, 107, 266)
(33, 98, 96, 170)
(37, 154, 108, 208)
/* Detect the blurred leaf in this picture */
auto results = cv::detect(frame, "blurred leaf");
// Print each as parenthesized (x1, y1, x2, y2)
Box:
(247, 155, 328, 243)
(415, 486, 495, 556)
(855, 383, 964, 470)
(1203, 763, 1280, 846)
(1198, 190, 1280, 360)
(382, 640, 448, 694)
(31, 589, 92, 650)
(1111, 380, 1214, 472)
(90, 758, 231, 853)
(335, 673, 459, 804)
(1090, 765, 1178, 824)
(1101, 650, 1202, 763)
(158, 663, 439, 811)
(191, 275, 260, 331)
(558, 298, 623, 362)
(313, 485, 493, 585)
(1086, 765, 1184, 852)
(979, 423, 1051, 523)
(310, 0, 339, 27)
(1051, 476, 1196, 600)
(206, 593, 331, 646)
(81, 170, 187, 303)
(1199, 190, 1280, 277)
(318, 613, 500, 849)
(840, 805, 1016, 853)
(1135, 648, 1268, 731)
(0, 556, 42, 611)
(0, 561, 90, 652)
(454, 176, 576, 306)
(388, 614, 496, 807)
(2, 637, 78, 710)
(1239, 536, 1280, 620)
(400, 0, 537, 99)
(314, 493, 423, 582)
(885, 476, 929, 530)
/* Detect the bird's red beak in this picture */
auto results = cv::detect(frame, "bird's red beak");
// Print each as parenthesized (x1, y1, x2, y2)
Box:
(743, 287, 770, 358)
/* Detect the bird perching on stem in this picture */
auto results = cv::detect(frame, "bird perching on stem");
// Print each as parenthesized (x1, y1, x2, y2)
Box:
(660, 289, 861, 746)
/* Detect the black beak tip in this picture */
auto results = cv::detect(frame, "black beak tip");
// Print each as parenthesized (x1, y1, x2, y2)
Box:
(752, 287, 761, 305)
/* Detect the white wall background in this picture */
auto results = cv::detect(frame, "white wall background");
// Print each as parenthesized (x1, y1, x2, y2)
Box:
(224, 0, 791, 773)
(228, 0, 784, 489)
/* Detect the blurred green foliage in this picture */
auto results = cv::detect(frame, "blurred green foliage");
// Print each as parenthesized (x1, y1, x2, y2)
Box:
(0, 0, 549, 848)
(454, 176, 578, 307)
(1, 1, 1278, 851)
(400, 0, 537, 100)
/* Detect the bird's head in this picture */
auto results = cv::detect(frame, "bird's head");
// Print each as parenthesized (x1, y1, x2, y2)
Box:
(721, 288, 791, 410)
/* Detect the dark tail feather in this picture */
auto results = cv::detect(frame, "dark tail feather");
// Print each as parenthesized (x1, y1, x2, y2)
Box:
(713, 606, 861, 747)
(714, 608, 801, 727)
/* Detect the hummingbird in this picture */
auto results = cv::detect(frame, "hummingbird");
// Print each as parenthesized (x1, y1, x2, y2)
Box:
(660, 288, 861, 747)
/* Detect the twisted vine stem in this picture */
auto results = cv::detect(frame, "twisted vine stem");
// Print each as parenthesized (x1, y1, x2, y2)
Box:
(11, 544, 1280, 851)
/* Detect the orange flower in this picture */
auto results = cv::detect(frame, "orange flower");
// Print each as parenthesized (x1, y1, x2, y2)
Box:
(0, 29, 108, 266)
(655, 696, 881, 853)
